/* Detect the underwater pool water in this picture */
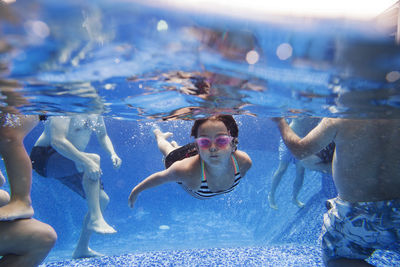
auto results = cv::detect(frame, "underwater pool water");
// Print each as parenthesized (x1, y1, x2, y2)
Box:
(1, 0, 400, 266)
(22, 118, 400, 266)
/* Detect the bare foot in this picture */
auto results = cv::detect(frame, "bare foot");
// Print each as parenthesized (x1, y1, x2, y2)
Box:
(87, 218, 116, 234)
(73, 247, 104, 259)
(153, 128, 172, 140)
(0, 200, 34, 221)
(171, 141, 179, 148)
(293, 198, 305, 208)
(268, 193, 278, 210)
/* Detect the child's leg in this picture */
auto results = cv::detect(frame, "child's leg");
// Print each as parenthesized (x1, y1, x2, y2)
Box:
(153, 128, 178, 156)
(0, 115, 37, 221)
(268, 159, 290, 210)
(292, 162, 305, 208)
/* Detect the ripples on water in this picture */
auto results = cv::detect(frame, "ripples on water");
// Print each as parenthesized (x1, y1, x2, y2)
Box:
(1, 0, 400, 119)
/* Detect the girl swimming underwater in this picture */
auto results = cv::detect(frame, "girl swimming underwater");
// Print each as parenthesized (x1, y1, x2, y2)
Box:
(128, 115, 252, 207)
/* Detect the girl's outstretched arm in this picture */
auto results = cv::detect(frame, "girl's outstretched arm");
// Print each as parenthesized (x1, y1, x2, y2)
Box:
(128, 167, 180, 208)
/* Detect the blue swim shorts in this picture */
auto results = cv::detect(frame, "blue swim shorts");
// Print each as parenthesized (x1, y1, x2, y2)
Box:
(321, 197, 400, 262)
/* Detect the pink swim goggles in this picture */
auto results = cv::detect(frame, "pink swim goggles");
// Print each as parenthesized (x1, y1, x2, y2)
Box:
(195, 135, 233, 149)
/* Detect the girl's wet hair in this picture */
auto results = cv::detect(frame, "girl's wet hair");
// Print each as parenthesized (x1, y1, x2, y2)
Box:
(190, 115, 239, 138)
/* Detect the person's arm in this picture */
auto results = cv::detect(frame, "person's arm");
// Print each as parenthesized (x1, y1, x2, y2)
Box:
(273, 117, 337, 160)
(128, 165, 185, 208)
(235, 150, 252, 177)
(94, 116, 122, 169)
(49, 116, 101, 180)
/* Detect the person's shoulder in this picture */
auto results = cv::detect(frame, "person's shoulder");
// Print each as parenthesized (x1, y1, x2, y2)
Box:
(234, 150, 252, 173)
(167, 155, 200, 181)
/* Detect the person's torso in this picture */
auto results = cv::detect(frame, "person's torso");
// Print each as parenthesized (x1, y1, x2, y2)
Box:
(65, 115, 97, 150)
(333, 118, 400, 202)
(181, 154, 242, 199)
(34, 115, 98, 150)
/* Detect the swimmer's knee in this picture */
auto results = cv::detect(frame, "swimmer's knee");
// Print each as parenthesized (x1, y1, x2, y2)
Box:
(87, 153, 100, 165)
(33, 222, 57, 250)
(43, 226, 58, 248)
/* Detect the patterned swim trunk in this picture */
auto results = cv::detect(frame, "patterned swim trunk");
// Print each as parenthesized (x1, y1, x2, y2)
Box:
(321, 197, 400, 262)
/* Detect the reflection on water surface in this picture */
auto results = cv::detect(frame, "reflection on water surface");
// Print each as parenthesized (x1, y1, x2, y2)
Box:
(0, 0, 399, 119)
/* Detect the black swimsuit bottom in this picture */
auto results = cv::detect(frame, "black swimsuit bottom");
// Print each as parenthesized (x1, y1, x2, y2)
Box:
(164, 143, 198, 169)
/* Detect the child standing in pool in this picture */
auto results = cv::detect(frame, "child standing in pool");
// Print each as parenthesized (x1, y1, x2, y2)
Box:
(128, 115, 252, 206)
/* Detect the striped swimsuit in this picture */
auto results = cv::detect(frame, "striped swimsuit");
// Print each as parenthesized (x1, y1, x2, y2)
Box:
(178, 154, 242, 199)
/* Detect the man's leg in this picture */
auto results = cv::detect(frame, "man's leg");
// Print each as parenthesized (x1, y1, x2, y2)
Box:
(292, 162, 305, 208)
(153, 128, 177, 156)
(0, 115, 38, 220)
(81, 153, 115, 234)
(0, 218, 57, 267)
(73, 189, 110, 259)
(268, 160, 290, 210)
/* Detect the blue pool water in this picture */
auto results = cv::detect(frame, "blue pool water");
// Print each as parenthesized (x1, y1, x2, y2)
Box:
(1, 0, 400, 266)
(22, 117, 399, 266)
